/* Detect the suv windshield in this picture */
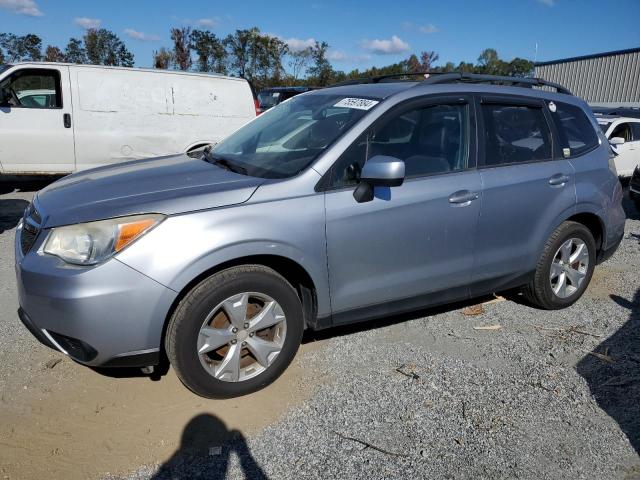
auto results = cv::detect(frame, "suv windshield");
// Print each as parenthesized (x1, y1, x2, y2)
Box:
(0, 64, 11, 75)
(211, 93, 378, 178)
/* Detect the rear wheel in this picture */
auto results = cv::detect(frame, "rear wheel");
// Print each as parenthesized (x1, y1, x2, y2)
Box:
(166, 265, 304, 398)
(522, 221, 596, 310)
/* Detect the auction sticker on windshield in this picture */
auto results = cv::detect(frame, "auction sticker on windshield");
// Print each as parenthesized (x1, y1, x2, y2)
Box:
(334, 98, 379, 110)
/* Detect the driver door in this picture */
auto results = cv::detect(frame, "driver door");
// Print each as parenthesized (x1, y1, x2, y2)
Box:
(322, 95, 481, 324)
(0, 66, 75, 173)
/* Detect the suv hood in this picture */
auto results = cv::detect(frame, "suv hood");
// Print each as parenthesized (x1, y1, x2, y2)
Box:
(35, 153, 264, 227)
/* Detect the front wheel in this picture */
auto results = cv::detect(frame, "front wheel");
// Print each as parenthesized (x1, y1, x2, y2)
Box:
(166, 265, 304, 398)
(522, 221, 596, 310)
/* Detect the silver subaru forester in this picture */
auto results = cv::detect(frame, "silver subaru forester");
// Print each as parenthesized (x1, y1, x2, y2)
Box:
(15, 73, 625, 398)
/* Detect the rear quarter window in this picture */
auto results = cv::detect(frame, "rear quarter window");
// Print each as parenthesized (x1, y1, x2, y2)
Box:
(550, 102, 599, 157)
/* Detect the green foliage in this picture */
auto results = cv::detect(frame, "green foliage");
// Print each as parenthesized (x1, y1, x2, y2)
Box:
(0, 33, 42, 62)
(84, 29, 134, 67)
(190, 30, 227, 74)
(307, 41, 333, 86)
(64, 38, 86, 64)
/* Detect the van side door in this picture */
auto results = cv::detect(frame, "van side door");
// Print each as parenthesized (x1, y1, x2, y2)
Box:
(0, 65, 75, 173)
(322, 94, 482, 323)
(471, 94, 576, 294)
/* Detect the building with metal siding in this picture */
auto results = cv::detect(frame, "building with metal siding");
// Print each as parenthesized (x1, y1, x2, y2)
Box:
(534, 48, 640, 107)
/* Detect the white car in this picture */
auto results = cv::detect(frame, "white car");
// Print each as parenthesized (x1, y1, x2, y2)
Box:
(0, 62, 257, 175)
(597, 115, 640, 177)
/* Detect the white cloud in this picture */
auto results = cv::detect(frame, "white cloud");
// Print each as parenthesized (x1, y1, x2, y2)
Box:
(124, 29, 160, 41)
(326, 50, 347, 61)
(284, 37, 316, 52)
(538, 0, 555, 5)
(0, 0, 42, 16)
(360, 35, 410, 55)
(194, 17, 219, 28)
(75, 17, 101, 29)
(418, 23, 438, 34)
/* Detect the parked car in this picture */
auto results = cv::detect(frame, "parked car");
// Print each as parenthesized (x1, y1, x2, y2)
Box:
(596, 115, 640, 177)
(257, 86, 314, 113)
(15, 73, 625, 398)
(630, 165, 640, 211)
(0, 62, 257, 175)
(592, 106, 640, 119)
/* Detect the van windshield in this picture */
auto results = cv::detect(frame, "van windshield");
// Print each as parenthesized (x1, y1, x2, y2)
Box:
(211, 93, 378, 179)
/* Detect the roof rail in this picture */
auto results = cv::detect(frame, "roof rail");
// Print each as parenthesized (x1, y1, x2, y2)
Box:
(328, 71, 572, 95)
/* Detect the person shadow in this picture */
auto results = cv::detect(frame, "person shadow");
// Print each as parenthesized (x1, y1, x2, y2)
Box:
(152, 413, 269, 480)
(576, 288, 640, 454)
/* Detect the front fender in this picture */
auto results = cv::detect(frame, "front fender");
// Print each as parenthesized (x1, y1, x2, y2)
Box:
(116, 195, 330, 317)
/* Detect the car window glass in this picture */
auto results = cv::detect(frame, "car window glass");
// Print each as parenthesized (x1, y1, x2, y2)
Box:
(610, 123, 632, 142)
(550, 102, 599, 156)
(629, 123, 640, 142)
(0, 69, 61, 108)
(482, 104, 551, 166)
(329, 102, 468, 188)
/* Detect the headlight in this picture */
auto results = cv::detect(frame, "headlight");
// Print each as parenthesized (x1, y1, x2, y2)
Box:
(43, 214, 164, 265)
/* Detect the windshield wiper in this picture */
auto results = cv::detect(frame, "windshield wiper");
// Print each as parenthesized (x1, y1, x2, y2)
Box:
(202, 147, 248, 175)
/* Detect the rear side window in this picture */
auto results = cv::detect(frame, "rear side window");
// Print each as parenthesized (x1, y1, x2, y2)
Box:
(550, 102, 599, 157)
(482, 104, 552, 166)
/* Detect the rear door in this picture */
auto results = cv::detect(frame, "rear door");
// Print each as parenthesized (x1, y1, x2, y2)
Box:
(0, 66, 75, 173)
(323, 94, 482, 321)
(471, 94, 576, 294)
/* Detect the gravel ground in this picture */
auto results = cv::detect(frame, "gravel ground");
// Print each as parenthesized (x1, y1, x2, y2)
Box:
(116, 192, 640, 480)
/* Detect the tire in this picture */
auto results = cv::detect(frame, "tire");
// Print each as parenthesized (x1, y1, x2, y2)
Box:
(522, 221, 596, 310)
(166, 265, 304, 398)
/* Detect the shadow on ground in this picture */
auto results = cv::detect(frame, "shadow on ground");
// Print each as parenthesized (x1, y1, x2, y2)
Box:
(576, 286, 640, 454)
(0, 199, 29, 233)
(151, 413, 268, 479)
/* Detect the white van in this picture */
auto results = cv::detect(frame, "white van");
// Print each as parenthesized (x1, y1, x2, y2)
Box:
(0, 62, 257, 174)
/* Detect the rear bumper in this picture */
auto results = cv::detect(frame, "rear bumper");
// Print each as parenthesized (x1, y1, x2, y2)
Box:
(15, 229, 177, 367)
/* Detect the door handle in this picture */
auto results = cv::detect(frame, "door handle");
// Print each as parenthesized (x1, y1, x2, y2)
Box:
(448, 190, 480, 206)
(548, 174, 570, 186)
(63, 113, 71, 128)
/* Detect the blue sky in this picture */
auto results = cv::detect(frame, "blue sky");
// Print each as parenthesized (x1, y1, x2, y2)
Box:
(1, 0, 639, 72)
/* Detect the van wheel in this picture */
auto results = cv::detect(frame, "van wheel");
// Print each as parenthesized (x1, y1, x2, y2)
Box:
(522, 221, 596, 310)
(166, 265, 304, 398)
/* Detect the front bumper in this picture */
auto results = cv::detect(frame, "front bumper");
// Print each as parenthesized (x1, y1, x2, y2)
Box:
(15, 223, 177, 367)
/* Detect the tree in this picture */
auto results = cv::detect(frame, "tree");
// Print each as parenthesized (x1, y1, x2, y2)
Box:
(190, 30, 227, 73)
(0, 33, 42, 61)
(44, 45, 65, 62)
(307, 41, 333, 86)
(288, 47, 313, 82)
(406, 54, 421, 73)
(153, 48, 172, 69)
(507, 57, 534, 77)
(419, 50, 439, 70)
(224, 28, 258, 79)
(84, 29, 134, 66)
(64, 38, 87, 64)
(171, 27, 192, 71)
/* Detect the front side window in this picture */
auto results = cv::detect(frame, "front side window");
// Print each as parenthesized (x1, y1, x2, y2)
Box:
(551, 102, 599, 156)
(631, 123, 640, 141)
(0, 68, 61, 108)
(610, 122, 633, 142)
(482, 104, 552, 166)
(329, 102, 469, 188)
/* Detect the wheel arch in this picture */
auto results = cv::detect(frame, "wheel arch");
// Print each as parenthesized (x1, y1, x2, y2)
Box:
(566, 211, 605, 253)
(160, 254, 319, 358)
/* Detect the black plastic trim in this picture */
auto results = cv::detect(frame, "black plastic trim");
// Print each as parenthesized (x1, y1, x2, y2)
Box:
(17, 308, 57, 351)
(101, 350, 161, 368)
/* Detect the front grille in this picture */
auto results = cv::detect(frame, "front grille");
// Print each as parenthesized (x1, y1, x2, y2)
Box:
(20, 204, 41, 255)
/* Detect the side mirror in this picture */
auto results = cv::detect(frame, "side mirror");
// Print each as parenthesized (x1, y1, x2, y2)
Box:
(353, 155, 405, 203)
(610, 137, 626, 146)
